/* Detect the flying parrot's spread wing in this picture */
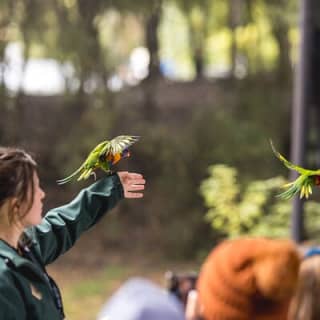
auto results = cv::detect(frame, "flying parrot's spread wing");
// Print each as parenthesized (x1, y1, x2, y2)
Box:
(57, 135, 139, 185)
(270, 140, 320, 199)
(278, 175, 314, 200)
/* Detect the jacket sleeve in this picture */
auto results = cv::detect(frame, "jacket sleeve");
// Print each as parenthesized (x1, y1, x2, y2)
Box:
(25, 174, 124, 266)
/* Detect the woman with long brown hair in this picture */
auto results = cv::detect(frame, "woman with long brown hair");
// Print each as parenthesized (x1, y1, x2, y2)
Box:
(0, 147, 145, 319)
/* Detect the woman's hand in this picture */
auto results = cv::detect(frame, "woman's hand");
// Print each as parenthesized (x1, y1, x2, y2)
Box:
(117, 171, 146, 199)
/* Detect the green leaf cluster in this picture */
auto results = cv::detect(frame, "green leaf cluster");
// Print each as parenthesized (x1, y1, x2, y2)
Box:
(200, 164, 320, 239)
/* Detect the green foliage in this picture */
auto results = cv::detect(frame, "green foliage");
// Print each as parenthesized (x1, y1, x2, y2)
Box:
(200, 164, 320, 239)
(0, 0, 301, 89)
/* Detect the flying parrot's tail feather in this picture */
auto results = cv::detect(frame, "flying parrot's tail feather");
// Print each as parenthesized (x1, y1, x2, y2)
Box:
(270, 140, 297, 172)
(270, 140, 314, 175)
(56, 166, 83, 185)
(77, 168, 93, 181)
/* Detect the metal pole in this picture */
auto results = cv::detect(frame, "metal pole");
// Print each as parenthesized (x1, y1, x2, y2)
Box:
(290, 0, 313, 242)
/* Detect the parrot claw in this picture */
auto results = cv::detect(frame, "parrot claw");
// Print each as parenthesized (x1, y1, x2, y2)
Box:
(90, 171, 97, 181)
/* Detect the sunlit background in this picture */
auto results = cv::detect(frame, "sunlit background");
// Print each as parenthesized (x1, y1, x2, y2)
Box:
(1, 0, 318, 319)
(1, 1, 299, 94)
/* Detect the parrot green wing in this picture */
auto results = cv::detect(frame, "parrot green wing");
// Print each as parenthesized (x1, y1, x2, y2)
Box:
(99, 135, 140, 156)
(277, 175, 314, 200)
(270, 140, 320, 176)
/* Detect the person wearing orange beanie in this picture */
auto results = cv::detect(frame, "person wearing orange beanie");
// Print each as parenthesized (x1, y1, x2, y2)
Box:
(194, 238, 301, 320)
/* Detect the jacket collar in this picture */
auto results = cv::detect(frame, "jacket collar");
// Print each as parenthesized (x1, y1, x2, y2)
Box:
(0, 239, 31, 267)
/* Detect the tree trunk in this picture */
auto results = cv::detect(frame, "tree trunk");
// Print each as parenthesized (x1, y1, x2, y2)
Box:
(273, 23, 292, 82)
(229, 28, 237, 77)
(228, 0, 243, 77)
(186, 13, 206, 80)
(145, 1, 162, 80)
(193, 47, 205, 79)
(78, 0, 108, 85)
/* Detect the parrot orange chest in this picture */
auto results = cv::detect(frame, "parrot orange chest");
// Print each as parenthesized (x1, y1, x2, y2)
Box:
(106, 152, 122, 165)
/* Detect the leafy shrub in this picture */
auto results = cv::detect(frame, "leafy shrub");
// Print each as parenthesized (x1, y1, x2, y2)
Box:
(200, 164, 320, 239)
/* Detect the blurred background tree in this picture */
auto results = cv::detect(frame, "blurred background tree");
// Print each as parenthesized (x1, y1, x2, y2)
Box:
(0, 0, 313, 259)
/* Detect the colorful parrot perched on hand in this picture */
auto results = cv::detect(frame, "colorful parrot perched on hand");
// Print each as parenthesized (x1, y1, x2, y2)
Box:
(57, 135, 139, 185)
(271, 141, 320, 199)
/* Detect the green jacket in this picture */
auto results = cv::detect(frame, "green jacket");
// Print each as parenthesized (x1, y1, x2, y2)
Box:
(0, 174, 124, 320)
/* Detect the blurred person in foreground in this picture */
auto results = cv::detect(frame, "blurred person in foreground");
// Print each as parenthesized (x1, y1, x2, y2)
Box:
(288, 248, 320, 320)
(0, 147, 145, 320)
(186, 238, 301, 320)
(97, 238, 301, 320)
(96, 270, 196, 320)
(97, 277, 186, 320)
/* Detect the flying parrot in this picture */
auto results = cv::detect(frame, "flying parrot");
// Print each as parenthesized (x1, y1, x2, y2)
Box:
(57, 135, 139, 185)
(271, 141, 320, 199)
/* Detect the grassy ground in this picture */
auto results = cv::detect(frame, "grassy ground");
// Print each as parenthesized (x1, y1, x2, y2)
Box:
(48, 253, 198, 320)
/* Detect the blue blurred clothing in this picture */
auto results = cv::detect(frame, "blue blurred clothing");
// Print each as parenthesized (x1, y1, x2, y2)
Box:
(97, 278, 185, 320)
(304, 247, 320, 258)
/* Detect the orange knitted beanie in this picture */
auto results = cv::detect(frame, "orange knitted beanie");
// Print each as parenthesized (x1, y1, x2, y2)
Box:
(197, 238, 301, 320)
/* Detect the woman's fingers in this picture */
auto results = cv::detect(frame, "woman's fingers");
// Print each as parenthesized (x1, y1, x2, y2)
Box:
(125, 181, 145, 198)
(117, 171, 146, 199)
(117, 172, 145, 183)
(127, 178, 146, 186)
(125, 191, 144, 198)
(127, 184, 145, 191)
(126, 172, 143, 179)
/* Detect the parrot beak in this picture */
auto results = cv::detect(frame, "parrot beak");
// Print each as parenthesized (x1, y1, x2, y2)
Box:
(122, 149, 130, 158)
